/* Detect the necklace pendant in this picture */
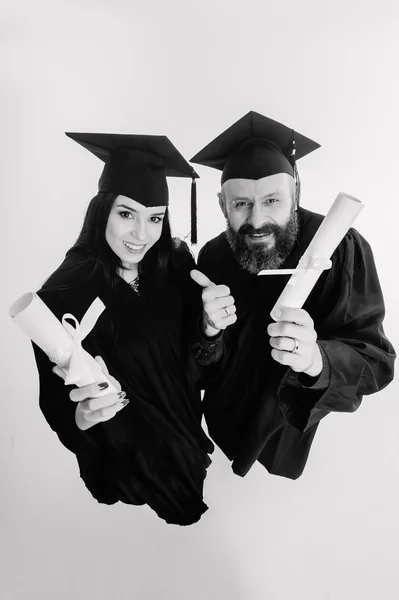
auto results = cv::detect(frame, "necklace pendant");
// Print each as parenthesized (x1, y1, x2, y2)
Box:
(128, 274, 140, 296)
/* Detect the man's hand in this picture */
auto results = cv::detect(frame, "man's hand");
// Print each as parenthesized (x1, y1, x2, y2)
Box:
(267, 306, 322, 376)
(190, 269, 237, 338)
(53, 356, 129, 431)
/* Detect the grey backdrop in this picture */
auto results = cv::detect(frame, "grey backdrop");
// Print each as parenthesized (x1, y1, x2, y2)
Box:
(1, 1, 398, 599)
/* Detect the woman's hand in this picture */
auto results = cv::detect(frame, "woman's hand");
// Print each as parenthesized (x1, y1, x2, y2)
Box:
(52, 356, 129, 431)
(190, 269, 237, 338)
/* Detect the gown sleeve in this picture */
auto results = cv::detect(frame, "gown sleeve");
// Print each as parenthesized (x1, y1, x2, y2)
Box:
(33, 287, 118, 503)
(284, 344, 331, 390)
(278, 229, 396, 431)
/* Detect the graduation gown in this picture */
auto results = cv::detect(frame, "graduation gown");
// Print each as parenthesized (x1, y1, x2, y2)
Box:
(195, 208, 395, 478)
(33, 241, 214, 526)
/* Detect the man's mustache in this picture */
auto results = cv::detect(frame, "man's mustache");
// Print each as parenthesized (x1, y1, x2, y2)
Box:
(238, 223, 280, 237)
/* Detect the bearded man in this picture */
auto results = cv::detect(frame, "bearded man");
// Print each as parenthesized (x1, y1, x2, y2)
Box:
(190, 111, 395, 479)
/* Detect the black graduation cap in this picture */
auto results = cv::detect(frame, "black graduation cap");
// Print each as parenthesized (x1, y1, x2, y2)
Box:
(190, 111, 320, 184)
(66, 132, 200, 244)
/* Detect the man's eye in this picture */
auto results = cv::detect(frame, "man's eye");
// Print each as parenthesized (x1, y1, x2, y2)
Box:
(235, 202, 248, 208)
(265, 198, 278, 204)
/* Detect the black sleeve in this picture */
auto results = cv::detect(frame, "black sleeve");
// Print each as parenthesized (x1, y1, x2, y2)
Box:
(284, 343, 331, 390)
(278, 230, 396, 431)
(192, 326, 224, 366)
(33, 288, 117, 503)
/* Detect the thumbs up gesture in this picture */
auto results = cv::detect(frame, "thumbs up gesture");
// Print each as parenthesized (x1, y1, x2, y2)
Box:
(190, 269, 237, 337)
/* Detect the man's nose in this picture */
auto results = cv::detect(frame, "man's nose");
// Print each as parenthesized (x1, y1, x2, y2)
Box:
(247, 204, 265, 230)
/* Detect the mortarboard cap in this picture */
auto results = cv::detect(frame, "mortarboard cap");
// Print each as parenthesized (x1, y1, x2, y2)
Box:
(66, 132, 199, 243)
(190, 111, 320, 185)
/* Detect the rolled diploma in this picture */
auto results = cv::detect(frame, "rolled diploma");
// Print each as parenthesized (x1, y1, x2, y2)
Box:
(9, 292, 117, 394)
(270, 192, 364, 313)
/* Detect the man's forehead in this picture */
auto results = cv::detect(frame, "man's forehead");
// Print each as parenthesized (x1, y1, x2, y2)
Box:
(222, 173, 294, 199)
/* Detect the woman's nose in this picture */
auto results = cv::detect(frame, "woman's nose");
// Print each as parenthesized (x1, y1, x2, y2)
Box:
(131, 220, 146, 241)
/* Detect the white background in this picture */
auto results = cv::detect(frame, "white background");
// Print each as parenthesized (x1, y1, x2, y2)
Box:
(1, 1, 399, 599)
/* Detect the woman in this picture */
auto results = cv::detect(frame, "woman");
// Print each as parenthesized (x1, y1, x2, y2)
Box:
(32, 132, 215, 526)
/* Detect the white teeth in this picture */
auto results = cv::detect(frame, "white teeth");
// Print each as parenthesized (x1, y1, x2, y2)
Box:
(123, 241, 145, 250)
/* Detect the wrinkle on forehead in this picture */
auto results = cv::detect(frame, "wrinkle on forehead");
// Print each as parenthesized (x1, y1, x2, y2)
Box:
(221, 173, 295, 201)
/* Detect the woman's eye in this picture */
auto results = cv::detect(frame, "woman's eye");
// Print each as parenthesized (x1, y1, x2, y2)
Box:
(119, 211, 133, 219)
(150, 216, 163, 223)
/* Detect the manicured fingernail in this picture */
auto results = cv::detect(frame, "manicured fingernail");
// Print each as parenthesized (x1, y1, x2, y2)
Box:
(121, 398, 130, 407)
(98, 382, 109, 390)
(274, 309, 282, 319)
(118, 391, 126, 400)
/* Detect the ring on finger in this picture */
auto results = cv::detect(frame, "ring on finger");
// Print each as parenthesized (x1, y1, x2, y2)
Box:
(223, 306, 231, 317)
(288, 337, 299, 353)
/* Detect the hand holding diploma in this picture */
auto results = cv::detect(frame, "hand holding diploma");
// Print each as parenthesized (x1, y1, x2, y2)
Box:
(53, 356, 129, 430)
(259, 192, 364, 375)
(9, 292, 130, 430)
(267, 307, 322, 376)
(190, 269, 237, 337)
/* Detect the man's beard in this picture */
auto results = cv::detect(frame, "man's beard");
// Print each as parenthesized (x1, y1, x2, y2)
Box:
(226, 208, 299, 274)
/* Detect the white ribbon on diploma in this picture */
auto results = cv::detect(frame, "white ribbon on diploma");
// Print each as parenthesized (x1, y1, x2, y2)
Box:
(258, 257, 332, 278)
(59, 297, 107, 385)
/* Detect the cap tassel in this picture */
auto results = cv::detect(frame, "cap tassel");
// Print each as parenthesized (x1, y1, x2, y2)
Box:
(191, 177, 198, 245)
(290, 131, 301, 206)
(290, 130, 296, 167)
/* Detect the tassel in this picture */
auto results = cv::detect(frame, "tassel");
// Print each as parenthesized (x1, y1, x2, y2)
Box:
(290, 130, 296, 167)
(190, 176, 198, 245)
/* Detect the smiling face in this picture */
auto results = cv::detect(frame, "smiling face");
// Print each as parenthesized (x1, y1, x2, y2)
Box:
(105, 195, 166, 271)
(219, 173, 299, 273)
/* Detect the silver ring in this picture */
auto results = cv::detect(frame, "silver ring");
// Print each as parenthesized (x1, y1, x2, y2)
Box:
(289, 337, 299, 353)
(224, 306, 231, 317)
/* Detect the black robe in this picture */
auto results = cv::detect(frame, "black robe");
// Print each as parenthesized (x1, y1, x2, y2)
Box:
(32, 241, 214, 526)
(196, 208, 395, 479)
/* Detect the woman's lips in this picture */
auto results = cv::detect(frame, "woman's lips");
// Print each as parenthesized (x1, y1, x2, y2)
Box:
(123, 240, 146, 254)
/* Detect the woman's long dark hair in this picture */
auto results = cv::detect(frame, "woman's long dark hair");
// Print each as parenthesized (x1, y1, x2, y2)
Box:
(43, 192, 174, 292)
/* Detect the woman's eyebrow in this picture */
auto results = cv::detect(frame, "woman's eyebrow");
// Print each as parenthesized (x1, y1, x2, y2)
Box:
(117, 204, 137, 212)
(117, 203, 165, 217)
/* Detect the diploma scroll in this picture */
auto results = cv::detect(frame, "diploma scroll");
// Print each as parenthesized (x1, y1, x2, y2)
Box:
(9, 292, 117, 394)
(260, 192, 364, 312)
